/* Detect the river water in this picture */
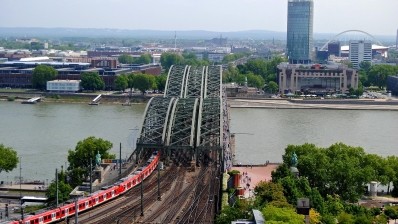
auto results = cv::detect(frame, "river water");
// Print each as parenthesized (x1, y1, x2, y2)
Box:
(1, 101, 398, 183)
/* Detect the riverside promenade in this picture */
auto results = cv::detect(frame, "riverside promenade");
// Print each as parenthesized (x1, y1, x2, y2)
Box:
(231, 163, 280, 198)
(229, 98, 398, 110)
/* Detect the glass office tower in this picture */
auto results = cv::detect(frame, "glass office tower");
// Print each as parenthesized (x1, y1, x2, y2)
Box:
(287, 0, 314, 64)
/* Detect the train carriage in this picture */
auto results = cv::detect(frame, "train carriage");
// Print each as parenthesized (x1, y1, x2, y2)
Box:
(10, 152, 159, 224)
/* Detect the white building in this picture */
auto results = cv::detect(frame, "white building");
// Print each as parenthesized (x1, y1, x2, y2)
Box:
(47, 80, 81, 92)
(349, 40, 372, 69)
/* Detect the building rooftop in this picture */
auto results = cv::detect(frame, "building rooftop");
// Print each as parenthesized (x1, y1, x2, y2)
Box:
(19, 57, 50, 62)
(278, 62, 350, 70)
(3, 61, 90, 66)
(341, 44, 388, 51)
(48, 80, 81, 83)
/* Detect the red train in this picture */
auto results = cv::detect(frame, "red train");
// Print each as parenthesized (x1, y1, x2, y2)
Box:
(10, 152, 160, 224)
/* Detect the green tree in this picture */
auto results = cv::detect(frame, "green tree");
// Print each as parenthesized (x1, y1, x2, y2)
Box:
(384, 206, 398, 222)
(254, 181, 290, 208)
(373, 214, 388, 224)
(247, 73, 265, 89)
(358, 61, 372, 87)
(155, 74, 167, 92)
(267, 81, 279, 94)
(114, 74, 128, 92)
(359, 61, 372, 73)
(281, 143, 373, 202)
(240, 59, 268, 79)
(136, 54, 152, 64)
(387, 156, 398, 194)
(354, 81, 364, 96)
(309, 208, 321, 224)
(359, 70, 370, 87)
(278, 176, 311, 205)
(67, 137, 115, 187)
(262, 205, 304, 224)
(160, 52, 184, 71)
(364, 154, 393, 186)
(80, 72, 105, 91)
(222, 65, 240, 83)
(32, 65, 58, 90)
(222, 53, 247, 64)
(118, 54, 134, 64)
(337, 212, 354, 224)
(324, 194, 344, 216)
(368, 64, 398, 89)
(0, 144, 19, 173)
(354, 215, 372, 224)
(46, 179, 73, 205)
(133, 74, 156, 94)
(235, 74, 247, 86)
(215, 206, 247, 224)
(127, 73, 136, 93)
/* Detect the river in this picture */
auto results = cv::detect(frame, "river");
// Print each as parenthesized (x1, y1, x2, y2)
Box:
(1, 101, 398, 183)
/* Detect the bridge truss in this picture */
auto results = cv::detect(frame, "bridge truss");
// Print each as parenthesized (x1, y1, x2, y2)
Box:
(136, 65, 231, 170)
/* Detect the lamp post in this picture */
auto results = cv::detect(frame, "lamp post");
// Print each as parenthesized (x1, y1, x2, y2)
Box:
(19, 157, 23, 221)
(129, 126, 139, 164)
(140, 174, 144, 216)
(56, 168, 59, 207)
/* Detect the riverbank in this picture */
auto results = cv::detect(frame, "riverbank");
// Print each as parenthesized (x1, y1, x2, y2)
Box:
(0, 91, 153, 105)
(229, 98, 398, 111)
(3, 90, 398, 110)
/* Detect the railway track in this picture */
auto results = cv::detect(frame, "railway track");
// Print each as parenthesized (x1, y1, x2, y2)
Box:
(98, 165, 182, 224)
(142, 166, 188, 223)
(141, 166, 208, 224)
(65, 151, 220, 224)
(140, 151, 221, 224)
(177, 151, 220, 224)
(73, 165, 177, 224)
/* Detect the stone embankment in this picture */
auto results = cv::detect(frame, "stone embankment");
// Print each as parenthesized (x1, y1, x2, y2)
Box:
(0, 91, 153, 104)
(229, 98, 398, 111)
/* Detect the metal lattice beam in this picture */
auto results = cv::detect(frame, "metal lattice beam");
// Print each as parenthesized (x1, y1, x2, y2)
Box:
(137, 97, 175, 148)
(184, 65, 205, 98)
(164, 65, 189, 98)
(166, 98, 199, 148)
(204, 65, 222, 98)
(196, 98, 222, 149)
(222, 87, 232, 171)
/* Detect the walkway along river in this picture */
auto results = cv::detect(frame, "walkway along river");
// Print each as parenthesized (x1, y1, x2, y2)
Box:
(1, 101, 398, 182)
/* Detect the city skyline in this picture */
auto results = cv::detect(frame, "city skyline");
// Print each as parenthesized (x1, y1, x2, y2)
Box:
(1, 0, 397, 36)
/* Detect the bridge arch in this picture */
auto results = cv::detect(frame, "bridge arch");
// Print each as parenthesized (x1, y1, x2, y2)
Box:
(320, 29, 383, 51)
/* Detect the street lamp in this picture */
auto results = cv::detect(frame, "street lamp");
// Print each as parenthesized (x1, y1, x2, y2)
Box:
(21, 204, 26, 221)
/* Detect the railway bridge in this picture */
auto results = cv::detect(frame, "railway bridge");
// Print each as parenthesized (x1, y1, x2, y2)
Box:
(134, 65, 232, 171)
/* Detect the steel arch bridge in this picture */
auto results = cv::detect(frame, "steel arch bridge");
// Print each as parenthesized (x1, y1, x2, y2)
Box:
(136, 65, 232, 170)
(320, 29, 383, 51)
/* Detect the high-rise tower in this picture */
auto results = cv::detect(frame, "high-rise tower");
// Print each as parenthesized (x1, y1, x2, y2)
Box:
(287, 0, 314, 64)
(349, 40, 372, 69)
(396, 29, 398, 50)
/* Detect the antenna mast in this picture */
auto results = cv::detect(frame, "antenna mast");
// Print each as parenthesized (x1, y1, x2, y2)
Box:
(174, 31, 177, 51)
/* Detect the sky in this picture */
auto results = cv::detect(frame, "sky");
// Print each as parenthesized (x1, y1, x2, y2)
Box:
(1, 0, 397, 36)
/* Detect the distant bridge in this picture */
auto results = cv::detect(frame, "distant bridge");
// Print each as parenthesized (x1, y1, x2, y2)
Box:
(135, 65, 232, 171)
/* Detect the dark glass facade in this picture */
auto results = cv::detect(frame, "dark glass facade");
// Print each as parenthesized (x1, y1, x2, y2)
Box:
(287, 0, 314, 64)
(328, 42, 341, 57)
